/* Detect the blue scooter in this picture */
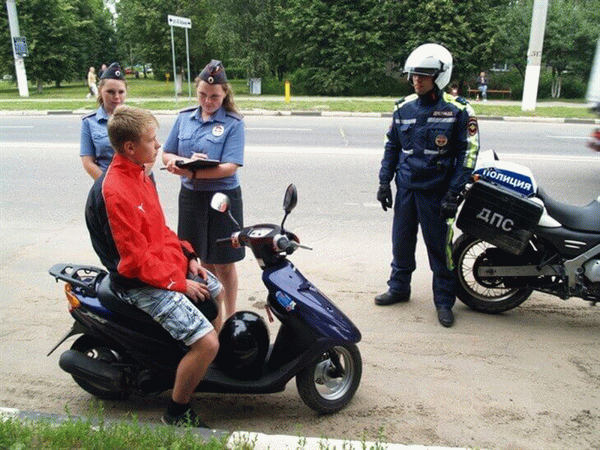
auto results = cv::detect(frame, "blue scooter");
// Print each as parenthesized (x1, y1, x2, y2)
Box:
(48, 184, 362, 414)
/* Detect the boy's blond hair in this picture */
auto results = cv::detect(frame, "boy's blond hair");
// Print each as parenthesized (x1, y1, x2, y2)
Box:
(107, 105, 158, 154)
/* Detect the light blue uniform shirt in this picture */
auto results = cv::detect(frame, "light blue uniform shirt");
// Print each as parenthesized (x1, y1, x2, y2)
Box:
(163, 106, 245, 191)
(80, 106, 114, 172)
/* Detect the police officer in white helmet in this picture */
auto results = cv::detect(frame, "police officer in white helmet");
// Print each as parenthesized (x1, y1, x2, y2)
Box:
(375, 43, 480, 327)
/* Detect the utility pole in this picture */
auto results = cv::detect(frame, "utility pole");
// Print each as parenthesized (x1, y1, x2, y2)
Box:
(5, 0, 29, 97)
(521, 0, 549, 111)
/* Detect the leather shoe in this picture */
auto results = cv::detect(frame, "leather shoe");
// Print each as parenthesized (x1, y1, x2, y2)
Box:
(374, 290, 410, 306)
(437, 307, 455, 327)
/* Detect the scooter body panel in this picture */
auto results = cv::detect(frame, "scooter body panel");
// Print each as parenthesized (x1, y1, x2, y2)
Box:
(262, 260, 362, 344)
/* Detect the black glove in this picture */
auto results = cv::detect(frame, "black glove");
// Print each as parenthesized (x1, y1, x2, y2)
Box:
(377, 184, 393, 211)
(440, 193, 459, 219)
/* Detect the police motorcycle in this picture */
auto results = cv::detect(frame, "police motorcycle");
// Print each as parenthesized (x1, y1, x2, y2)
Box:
(48, 184, 362, 414)
(451, 150, 600, 313)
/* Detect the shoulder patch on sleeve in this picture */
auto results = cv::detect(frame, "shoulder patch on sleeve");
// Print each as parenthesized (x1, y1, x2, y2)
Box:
(468, 117, 478, 136)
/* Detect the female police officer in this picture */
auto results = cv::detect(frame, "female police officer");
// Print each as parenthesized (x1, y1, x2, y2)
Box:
(375, 44, 480, 327)
(80, 62, 128, 180)
(163, 60, 245, 330)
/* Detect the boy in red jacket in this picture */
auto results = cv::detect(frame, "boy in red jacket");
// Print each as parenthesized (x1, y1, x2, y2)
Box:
(85, 105, 220, 427)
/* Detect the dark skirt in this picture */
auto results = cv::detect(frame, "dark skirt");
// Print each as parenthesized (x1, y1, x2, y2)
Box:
(178, 185, 245, 264)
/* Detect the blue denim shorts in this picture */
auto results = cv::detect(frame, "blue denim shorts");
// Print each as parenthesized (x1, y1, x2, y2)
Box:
(123, 271, 222, 346)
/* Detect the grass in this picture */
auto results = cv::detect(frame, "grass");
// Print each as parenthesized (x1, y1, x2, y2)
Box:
(0, 410, 396, 450)
(0, 415, 227, 450)
(0, 77, 596, 119)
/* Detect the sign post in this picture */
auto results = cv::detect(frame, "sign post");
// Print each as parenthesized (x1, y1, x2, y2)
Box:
(521, 0, 549, 111)
(167, 14, 192, 103)
(5, 0, 29, 97)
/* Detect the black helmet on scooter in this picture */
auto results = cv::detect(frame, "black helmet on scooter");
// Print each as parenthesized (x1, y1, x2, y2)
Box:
(216, 311, 269, 380)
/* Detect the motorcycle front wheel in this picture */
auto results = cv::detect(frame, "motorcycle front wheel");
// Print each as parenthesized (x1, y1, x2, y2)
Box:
(70, 335, 130, 400)
(453, 234, 532, 314)
(296, 344, 361, 414)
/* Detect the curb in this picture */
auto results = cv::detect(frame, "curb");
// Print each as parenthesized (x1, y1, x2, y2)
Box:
(1, 407, 475, 450)
(0, 109, 598, 124)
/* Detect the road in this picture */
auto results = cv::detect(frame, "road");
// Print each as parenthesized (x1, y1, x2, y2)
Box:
(1, 115, 599, 449)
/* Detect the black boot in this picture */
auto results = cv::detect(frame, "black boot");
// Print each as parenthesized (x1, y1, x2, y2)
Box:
(436, 307, 455, 327)
(374, 290, 410, 306)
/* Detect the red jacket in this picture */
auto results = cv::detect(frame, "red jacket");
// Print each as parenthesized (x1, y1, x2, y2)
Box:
(87, 153, 194, 292)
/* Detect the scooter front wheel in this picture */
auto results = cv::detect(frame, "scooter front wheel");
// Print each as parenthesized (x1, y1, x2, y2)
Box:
(296, 344, 361, 414)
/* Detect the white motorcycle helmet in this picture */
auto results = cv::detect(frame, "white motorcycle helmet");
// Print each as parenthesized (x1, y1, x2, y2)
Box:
(404, 43, 453, 90)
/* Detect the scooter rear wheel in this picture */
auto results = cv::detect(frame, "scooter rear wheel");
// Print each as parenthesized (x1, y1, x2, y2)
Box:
(70, 335, 130, 400)
(296, 344, 361, 414)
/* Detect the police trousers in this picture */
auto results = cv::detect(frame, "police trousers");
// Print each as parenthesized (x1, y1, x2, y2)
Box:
(388, 187, 456, 308)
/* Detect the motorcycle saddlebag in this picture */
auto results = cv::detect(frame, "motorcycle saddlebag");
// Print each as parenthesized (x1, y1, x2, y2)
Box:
(456, 180, 543, 255)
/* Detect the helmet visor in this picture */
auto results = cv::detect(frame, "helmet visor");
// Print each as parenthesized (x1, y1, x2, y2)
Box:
(406, 67, 439, 77)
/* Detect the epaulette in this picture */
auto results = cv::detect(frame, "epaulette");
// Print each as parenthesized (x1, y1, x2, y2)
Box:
(179, 106, 197, 114)
(454, 96, 469, 105)
(81, 112, 96, 121)
(226, 110, 243, 121)
(394, 93, 417, 110)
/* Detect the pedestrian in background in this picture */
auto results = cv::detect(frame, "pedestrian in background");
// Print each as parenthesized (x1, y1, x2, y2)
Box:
(477, 71, 488, 102)
(86, 66, 98, 99)
(375, 43, 480, 327)
(162, 60, 245, 330)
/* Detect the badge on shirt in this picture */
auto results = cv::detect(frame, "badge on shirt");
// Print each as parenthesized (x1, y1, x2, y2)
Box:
(435, 134, 448, 147)
(212, 125, 224, 137)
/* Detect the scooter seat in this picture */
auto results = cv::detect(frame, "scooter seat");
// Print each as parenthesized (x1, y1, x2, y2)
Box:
(97, 275, 157, 326)
(537, 188, 600, 233)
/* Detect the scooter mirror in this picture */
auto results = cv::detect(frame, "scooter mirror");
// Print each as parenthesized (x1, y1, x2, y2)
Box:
(283, 184, 298, 214)
(211, 193, 231, 213)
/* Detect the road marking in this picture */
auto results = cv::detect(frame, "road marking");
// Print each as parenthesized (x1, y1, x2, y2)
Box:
(547, 134, 590, 140)
(0, 142, 597, 162)
(247, 127, 312, 132)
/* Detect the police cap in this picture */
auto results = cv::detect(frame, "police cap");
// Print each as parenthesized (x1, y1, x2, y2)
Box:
(198, 60, 227, 84)
(100, 62, 125, 80)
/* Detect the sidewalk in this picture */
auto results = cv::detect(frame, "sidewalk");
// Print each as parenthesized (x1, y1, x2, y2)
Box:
(1, 97, 597, 124)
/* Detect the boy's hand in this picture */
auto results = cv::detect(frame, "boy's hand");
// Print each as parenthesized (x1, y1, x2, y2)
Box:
(188, 258, 207, 279)
(185, 279, 210, 302)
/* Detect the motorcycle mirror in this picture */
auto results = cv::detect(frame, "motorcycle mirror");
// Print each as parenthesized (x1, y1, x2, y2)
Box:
(211, 192, 241, 230)
(283, 184, 298, 214)
(281, 184, 297, 231)
(211, 193, 231, 213)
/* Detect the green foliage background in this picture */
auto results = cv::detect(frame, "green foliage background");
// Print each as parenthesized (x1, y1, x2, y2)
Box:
(0, 0, 598, 97)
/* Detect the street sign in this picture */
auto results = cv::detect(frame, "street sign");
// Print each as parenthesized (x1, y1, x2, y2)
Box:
(13, 36, 28, 57)
(167, 15, 191, 29)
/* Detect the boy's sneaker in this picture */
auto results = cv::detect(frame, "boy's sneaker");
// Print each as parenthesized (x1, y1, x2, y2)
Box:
(161, 406, 208, 428)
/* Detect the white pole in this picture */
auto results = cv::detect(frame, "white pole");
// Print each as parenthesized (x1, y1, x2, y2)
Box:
(170, 25, 177, 104)
(185, 28, 191, 99)
(5, 0, 28, 97)
(521, 0, 549, 111)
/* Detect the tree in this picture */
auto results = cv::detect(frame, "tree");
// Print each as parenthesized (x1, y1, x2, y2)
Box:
(116, 0, 215, 80)
(274, 0, 510, 95)
(206, 0, 282, 79)
(0, 0, 117, 91)
(492, 0, 599, 98)
(544, 0, 598, 97)
(275, 0, 398, 95)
